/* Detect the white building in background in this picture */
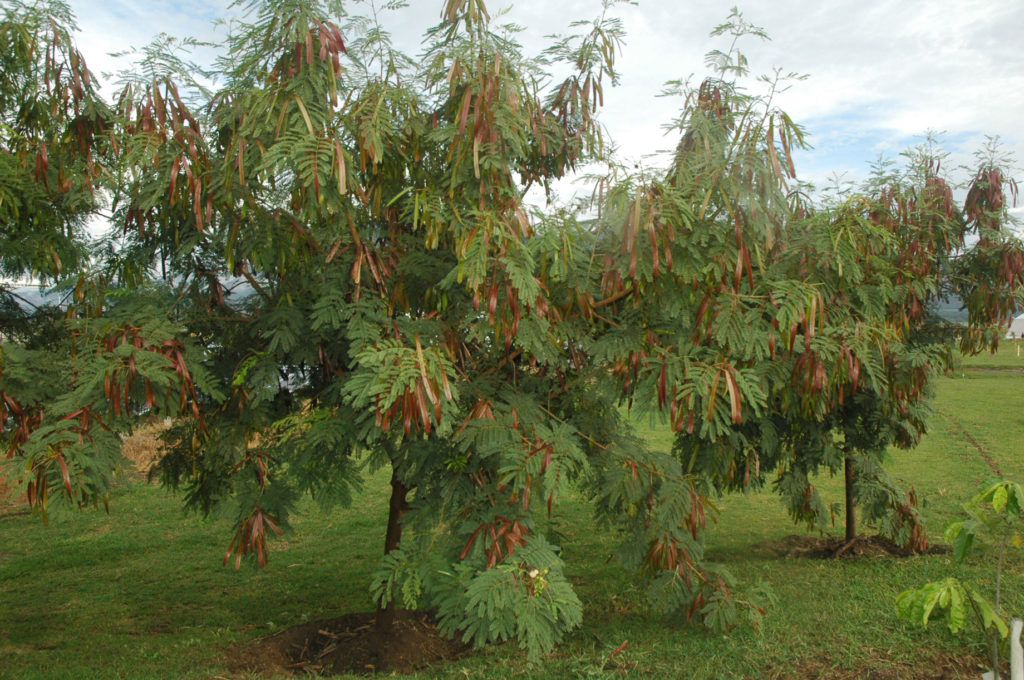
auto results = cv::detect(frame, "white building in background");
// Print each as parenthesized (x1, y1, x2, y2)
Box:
(1007, 314, 1024, 339)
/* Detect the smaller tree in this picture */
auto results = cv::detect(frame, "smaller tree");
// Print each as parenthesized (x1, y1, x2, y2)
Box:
(672, 135, 1023, 551)
(783, 140, 1024, 547)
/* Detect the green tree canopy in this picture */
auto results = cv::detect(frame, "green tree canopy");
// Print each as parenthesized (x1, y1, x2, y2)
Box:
(1, 0, 1022, 661)
(0, 0, 110, 282)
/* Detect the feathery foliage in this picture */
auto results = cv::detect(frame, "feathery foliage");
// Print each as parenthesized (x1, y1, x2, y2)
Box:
(1, 0, 1022, 661)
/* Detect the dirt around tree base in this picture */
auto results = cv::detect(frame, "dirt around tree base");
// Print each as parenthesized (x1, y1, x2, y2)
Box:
(224, 610, 468, 677)
(759, 534, 951, 559)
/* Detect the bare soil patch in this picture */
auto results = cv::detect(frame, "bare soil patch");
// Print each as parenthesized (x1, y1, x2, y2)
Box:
(223, 609, 468, 677)
(758, 534, 950, 560)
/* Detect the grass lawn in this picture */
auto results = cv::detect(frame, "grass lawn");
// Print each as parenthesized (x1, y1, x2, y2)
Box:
(1, 347, 1023, 679)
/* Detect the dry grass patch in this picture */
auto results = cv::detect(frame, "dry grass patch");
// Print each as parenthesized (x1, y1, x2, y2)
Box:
(121, 418, 169, 478)
(1, 419, 166, 514)
(0, 467, 20, 505)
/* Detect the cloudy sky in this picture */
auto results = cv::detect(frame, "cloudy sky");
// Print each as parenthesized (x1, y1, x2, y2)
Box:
(70, 0, 1023, 201)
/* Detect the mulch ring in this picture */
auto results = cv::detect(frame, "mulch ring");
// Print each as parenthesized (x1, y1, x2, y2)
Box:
(757, 534, 951, 560)
(224, 609, 468, 677)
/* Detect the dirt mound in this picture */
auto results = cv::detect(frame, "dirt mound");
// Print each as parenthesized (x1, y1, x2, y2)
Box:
(759, 534, 950, 560)
(224, 610, 468, 677)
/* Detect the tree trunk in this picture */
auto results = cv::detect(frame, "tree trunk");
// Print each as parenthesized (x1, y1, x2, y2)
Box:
(375, 471, 409, 636)
(844, 455, 857, 542)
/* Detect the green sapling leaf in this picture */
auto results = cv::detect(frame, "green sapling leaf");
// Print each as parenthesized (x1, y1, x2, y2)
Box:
(992, 485, 1008, 512)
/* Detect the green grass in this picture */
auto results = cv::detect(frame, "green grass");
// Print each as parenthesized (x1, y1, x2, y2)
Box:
(959, 339, 1024, 370)
(2, 359, 1023, 679)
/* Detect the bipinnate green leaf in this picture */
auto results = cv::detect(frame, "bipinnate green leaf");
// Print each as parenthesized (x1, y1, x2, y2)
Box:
(432, 535, 582, 661)
(370, 546, 426, 611)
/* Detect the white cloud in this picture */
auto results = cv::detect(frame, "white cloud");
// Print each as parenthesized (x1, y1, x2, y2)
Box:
(65, 0, 1023, 186)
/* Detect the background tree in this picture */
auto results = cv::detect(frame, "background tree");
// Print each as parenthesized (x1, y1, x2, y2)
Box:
(0, 1, 173, 518)
(0, 2, 217, 525)
(584, 11, 1023, 560)
(0, 0, 104, 376)
(0, 0, 108, 286)
(567, 9, 816, 623)
(716, 139, 1024, 548)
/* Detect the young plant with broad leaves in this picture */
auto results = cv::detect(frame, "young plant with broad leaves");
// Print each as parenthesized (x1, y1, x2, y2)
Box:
(898, 479, 1024, 680)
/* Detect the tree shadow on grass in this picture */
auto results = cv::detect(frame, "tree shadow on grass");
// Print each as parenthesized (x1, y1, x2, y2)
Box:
(754, 534, 951, 560)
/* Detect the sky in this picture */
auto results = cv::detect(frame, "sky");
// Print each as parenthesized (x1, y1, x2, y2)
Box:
(69, 0, 1024, 211)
